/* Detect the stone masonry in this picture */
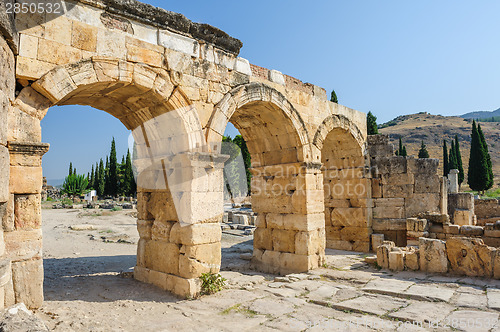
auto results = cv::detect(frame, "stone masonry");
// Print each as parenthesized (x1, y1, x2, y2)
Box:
(0, 0, 451, 308)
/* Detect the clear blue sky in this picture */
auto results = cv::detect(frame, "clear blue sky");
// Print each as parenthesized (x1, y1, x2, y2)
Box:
(41, 0, 500, 182)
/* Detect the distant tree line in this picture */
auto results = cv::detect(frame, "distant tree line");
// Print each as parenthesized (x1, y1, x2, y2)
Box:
(63, 138, 136, 199)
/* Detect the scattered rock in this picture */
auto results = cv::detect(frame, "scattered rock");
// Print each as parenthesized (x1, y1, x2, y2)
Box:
(69, 224, 96, 231)
(0, 303, 49, 331)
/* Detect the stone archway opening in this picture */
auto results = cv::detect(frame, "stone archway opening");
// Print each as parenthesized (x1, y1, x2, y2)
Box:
(320, 126, 371, 253)
(208, 83, 326, 275)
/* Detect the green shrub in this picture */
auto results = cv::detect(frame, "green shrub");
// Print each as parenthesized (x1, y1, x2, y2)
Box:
(200, 272, 226, 295)
(46, 197, 53, 201)
(61, 198, 73, 206)
(111, 206, 122, 212)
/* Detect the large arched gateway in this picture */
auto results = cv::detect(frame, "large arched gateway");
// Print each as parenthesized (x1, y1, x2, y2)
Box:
(0, 0, 375, 308)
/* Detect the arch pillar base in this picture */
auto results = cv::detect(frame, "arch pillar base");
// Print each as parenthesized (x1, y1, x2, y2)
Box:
(250, 162, 326, 275)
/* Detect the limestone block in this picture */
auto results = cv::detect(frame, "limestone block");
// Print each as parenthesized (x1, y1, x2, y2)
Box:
(151, 220, 175, 240)
(134, 266, 150, 284)
(324, 199, 350, 208)
(405, 249, 420, 270)
(180, 242, 221, 266)
(407, 231, 428, 238)
(16, 56, 54, 80)
(349, 198, 373, 208)
(4, 229, 42, 261)
(2, 195, 14, 232)
(371, 234, 384, 252)
(0, 146, 9, 202)
(454, 210, 473, 226)
(144, 240, 179, 275)
(159, 30, 198, 57)
(11, 258, 43, 309)
(3, 275, 14, 308)
(14, 194, 41, 230)
(136, 238, 147, 267)
(383, 184, 413, 199)
(330, 207, 368, 227)
(372, 156, 407, 174)
(234, 57, 251, 76)
(147, 191, 178, 222)
(12, 87, 51, 121)
(71, 21, 98, 52)
(127, 42, 163, 68)
(268, 70, 285, 85)
(19, 34, 38, 59)
(414, 174, 440, 193)
(372, 218, 407, 231)
(169, 274, 201, 298)
(9, 166, 42, 194)
(405, 193, 440, 218)
(494, 251, 500, 279)
(254, 227, 272, 251)
(419, 238, 448, 273)
(373, 206, 405, 219)
(374, 198, 405, 207)
(279, 253, 314, 274)
(37, 38, 82, 65)
(169, 223, 221, 245)
(460, 225, 483, 237)
(381, 173, 414, 185)
(137, 219, 153, 239)
(326, 239, 353, 251)
(178, 253, 217, 279)
(446, 237, 495, 277)
(406, 218, 428, 232)
(96, 28, 126, 59)
(272, 229, 296, 253)
(376, 241, 394, 269)
(8, 107, 41, 142)
(407, 158, 439, 174)
(443, 224, 460, 235)
(389, 251, 405, 271)
(485, 229, 500, 238)
(371, 179, 382, 198)
(294, 230, 321, 255)
(261, 250, 281, 274)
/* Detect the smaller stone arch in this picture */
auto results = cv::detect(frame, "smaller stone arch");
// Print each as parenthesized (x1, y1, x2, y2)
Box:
(205, 82, 312, 161)
(312, 114, 365, 154)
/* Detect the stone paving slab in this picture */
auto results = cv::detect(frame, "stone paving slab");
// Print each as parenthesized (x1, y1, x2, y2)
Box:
(452, 286, 487, 308)
(444, 310, 499, 332)
(330, 294, 408, 316)
(487, 288, 500, 311)
(362, 277, 414, 296)
(246, 298, 296, 317)
(403, 283, 456, 302)
(388, 301, 455, 324)
(306, 284, 339, 302)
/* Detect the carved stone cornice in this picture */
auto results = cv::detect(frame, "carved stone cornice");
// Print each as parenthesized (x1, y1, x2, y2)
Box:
(7, 141, 50, 156)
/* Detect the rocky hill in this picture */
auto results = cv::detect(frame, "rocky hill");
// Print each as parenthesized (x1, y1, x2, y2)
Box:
(379, 112, 500, 189)
(461, 108, 500, 120)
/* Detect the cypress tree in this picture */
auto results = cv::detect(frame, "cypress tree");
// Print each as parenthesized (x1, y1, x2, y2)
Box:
(330, 90, 338, 103)
(478, 124, 494, 190)
(104, 156, 110, 196)
(402, 146, 407, 157)
(468, 120, 490, 193)
(418, 141, 429, 158)
(443, 140, 450, 177)
(93, 162, 99, 190)
(124, 150, 136, 196)
(98, 159, 105, 197)
(68, 162, 73, 177)
(108, 138, 119, 197)
(454, 135, 464, 186)
(367, 111, 379, 135)
(449, 140, 457, 170)
(89, 165, 95, 190)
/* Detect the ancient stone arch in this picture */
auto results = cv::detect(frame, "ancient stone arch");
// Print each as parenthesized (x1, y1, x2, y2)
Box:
(0, 0, 380, 309)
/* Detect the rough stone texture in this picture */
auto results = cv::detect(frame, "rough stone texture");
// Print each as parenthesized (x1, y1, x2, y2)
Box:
(475, 198, 500, 226)
(446, 237, 495, 277)
(0, 303, 49, 331)
(419, 238, 448, 273)
(11, 259, 43, 309)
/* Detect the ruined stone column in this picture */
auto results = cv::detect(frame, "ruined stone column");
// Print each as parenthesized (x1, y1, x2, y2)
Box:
(134, 152, 226, 297)
(448, 169, 459, 194)
(251, 162, 325, 275)
(4, 142, 49, 309)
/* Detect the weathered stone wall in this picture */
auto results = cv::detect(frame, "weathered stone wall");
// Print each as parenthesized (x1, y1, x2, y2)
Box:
(368, 135, 446, 247)
(0, 0, 17, 310)
(448, 193, 475, 226)
(323, 129, 371, 252)
(377, 237, 500, 279)
(475, 199, 500, 226)
(5, 0, 369, 306)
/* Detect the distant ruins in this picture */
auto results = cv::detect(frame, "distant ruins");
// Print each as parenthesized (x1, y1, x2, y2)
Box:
(0, 0, 499, 309)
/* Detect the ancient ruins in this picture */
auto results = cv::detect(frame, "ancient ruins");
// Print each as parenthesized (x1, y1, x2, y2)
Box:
(0, 0, 499, 311)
